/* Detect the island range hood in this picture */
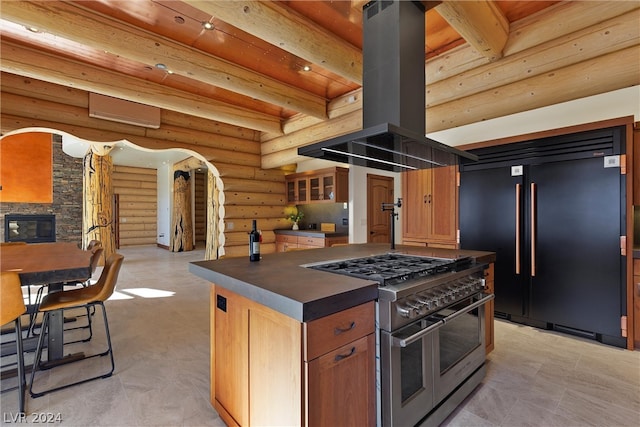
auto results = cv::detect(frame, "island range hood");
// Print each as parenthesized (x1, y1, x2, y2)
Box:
(298, 0, 477, 172)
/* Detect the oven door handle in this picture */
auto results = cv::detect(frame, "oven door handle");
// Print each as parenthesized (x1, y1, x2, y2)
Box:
(392, 294, 495, 348)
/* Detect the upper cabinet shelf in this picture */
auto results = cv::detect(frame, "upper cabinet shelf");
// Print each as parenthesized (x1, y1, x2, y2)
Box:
(286, 167, 348, 204)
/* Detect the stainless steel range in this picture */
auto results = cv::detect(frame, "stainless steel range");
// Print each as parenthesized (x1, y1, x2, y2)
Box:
(309, 253, 494, 427)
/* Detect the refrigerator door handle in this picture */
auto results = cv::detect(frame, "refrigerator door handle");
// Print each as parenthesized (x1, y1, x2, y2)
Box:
(515, 183, 521, 275)
(531, 182, 537, 277)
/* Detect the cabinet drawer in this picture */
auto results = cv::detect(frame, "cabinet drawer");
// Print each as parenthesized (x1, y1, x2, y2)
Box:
(304, 301, 375, 361)
(326, 236, 348, 247)
(298, 236, 324, 247)
(276, 234, 298, 244)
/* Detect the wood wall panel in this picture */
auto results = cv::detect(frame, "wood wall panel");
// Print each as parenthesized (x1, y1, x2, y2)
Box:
(113, 165, 157, 247)
(195, 171, 207, 246)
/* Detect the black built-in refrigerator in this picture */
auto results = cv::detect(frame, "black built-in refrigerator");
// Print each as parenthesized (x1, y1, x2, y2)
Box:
(459, 127, 626, 347)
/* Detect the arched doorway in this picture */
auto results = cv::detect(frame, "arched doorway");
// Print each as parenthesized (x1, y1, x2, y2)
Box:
(1, 128, 225, 260)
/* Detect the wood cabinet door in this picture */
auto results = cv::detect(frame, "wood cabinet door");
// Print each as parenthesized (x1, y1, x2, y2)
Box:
(427, 165, 458, 243)
(402, 167, 458, 245)
(402, 169, 429, 240)
(307, 334, 376, 427)
(296, 177, 309, 203)
(213, 287, 249, 427)
(249, 302, 302, 426)
(286, 180, 297, 204)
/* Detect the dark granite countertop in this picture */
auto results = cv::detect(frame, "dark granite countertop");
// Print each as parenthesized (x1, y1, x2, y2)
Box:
(189, 243, 495, 323)
(274, 229, 349, 238)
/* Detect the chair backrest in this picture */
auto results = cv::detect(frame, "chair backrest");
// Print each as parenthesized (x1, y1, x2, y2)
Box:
(0, 271, 27, 326)
(91, 253, 125, 302)
(87, 240, 102, 251)
(89, 247, 104, 276)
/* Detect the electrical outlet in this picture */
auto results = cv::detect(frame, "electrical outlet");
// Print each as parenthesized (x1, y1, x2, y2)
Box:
(227, 222, 234, 230)
(342, 218, 348, 226)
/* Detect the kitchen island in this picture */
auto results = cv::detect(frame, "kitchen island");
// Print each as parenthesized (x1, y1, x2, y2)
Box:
(189, 243, 495, 427)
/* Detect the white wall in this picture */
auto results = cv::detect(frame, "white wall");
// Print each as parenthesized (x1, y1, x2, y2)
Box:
(156, 164, 172, 247)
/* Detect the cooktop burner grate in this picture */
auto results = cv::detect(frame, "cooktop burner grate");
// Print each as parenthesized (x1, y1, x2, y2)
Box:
(309, 253, 468, 286)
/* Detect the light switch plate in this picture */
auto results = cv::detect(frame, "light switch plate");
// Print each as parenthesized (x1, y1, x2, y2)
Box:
(511, 165, 523, 176)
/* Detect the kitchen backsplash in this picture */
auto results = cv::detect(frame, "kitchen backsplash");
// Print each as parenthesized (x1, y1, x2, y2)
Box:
(294, 203, 349, 233)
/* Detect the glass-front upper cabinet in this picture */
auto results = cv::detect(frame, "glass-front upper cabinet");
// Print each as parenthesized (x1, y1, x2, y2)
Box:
(287, 177, 309, 203)
(321, 175, 335, 201)
(285, 167, 348, 204)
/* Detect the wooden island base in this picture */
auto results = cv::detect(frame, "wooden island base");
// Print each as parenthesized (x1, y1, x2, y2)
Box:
(210, 285, 376, 427)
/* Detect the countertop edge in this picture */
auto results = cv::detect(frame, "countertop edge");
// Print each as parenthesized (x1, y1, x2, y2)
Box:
(189, 262, 304, 321)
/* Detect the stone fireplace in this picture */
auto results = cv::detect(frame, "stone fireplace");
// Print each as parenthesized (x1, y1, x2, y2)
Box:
(4, 214, 56, 243)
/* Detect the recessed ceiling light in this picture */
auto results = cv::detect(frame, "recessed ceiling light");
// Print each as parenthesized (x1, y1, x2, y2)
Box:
(302, 65, 312, 72)
(155, 63, 167, 70)
(202, 21, 214, 30)
(174, 16, 185, 24)
(25, 26, 40, 33)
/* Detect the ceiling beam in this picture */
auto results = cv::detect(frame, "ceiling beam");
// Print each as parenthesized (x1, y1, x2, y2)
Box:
(1, 40, 283, 134)
(1, 0, 327, 119)
(427, 9, 640, 108)
(435, 0, 508, 61)
(184, 0, 363, 84)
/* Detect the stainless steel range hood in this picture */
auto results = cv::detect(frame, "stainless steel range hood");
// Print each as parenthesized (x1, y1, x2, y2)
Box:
(298, 0, 477, 171)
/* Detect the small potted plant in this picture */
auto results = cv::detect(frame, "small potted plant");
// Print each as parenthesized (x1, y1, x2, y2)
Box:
(286, 209, 304, 230)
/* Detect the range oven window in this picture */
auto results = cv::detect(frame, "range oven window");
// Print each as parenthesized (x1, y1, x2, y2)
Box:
(438, 299, 481, 374)
(400, 339, 423, 401)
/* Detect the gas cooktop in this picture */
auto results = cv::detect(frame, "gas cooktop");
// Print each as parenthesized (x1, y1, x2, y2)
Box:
(308, 253, 471, 287)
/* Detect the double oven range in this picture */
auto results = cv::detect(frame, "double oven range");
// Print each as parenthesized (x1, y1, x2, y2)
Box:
(309, 253, 494, 427)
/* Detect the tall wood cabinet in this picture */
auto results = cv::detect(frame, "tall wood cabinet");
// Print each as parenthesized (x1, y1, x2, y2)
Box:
(402, 165, 458, 248)
(211, 285, 376, 427)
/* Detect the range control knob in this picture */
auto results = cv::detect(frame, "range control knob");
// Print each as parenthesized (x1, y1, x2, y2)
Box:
(396, 304, 417, 319)
(406, 298, 428, 315)
(415, 295, 433, 310)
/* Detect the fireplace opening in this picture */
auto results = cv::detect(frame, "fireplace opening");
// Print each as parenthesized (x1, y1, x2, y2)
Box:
(4, 214, 56, 243)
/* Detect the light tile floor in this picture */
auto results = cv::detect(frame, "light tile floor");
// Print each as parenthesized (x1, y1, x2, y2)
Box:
(1, 246, 639, 426)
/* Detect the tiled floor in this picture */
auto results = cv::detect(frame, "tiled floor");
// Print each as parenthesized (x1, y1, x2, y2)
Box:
(2, 246, 639, 426)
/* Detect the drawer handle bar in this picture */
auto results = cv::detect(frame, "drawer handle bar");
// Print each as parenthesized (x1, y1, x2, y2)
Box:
(334, 347, 356, 362)
(334, 321, 356, 335)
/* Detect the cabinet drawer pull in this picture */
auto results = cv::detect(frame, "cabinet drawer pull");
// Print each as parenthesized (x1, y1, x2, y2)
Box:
(334, 321, 356, 335)
(334, 346, 356, 362)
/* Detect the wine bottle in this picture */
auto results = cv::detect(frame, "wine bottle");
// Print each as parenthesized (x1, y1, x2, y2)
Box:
(249, 220, 261, 262)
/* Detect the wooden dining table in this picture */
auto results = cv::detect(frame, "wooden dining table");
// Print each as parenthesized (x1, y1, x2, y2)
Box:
(1, 242, 93, 364)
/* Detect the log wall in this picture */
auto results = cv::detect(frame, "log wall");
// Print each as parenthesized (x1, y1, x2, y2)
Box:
(113, 165, 157, 247)
(0, 74, 289, 258)
(194, 170, 207, 246)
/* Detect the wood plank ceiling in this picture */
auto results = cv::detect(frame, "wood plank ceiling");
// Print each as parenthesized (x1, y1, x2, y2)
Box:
(1, 1, 639, 169)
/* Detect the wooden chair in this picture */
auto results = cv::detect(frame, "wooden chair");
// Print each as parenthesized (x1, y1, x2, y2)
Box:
(0, 271, 27, 413)
(29, 241, 104, 339)
(29, 253, 124, 398)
